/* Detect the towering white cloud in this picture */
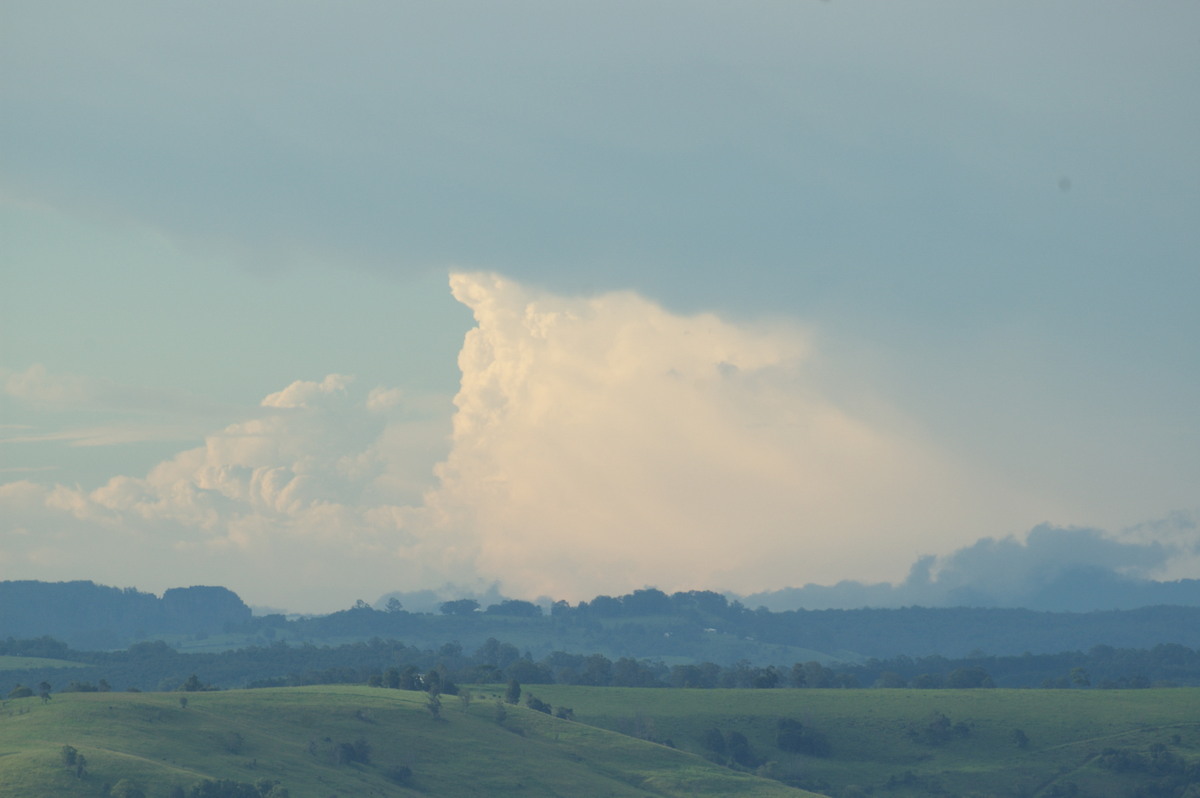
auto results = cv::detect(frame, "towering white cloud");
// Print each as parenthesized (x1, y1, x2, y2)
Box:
(423, 273, 1024, 600)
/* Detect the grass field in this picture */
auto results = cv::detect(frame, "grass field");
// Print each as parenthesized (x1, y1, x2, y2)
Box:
(530, 685, 1200, 797)
(0, 686, 817, 798)
(2, 685, 1196, 797)
(0, 654, 86, 671)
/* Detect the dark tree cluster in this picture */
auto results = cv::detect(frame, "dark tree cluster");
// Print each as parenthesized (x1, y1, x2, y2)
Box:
(776, 718, 831, 757)
(60, 744, 88, 779)
(906, 711, 971, 746)
(1096, 743, 1200, 797)
(699, 727, 759, 768)
(185, 779, 288, 798)
(333, 738, 371, 765)
(525, 693, 552, 714)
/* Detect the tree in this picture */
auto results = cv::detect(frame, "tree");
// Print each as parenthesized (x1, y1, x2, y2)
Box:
(908, 711, 963, 745)
(109, 778, 147, 798)
(700, 728, 726, 756)
(188, 778, 277, 797)
(439, 598, 479, 616)
(727, 730, 758, 767)
(504, 679, 522, 705)
(334, 742, 354, 765)
(60, 745, 78, 768)
(801, 662, 840, 686)
(398, 665, 422, 691)
(777, 718, 831, 757)
(507, 658, 552, 683)
(178, 674, 208, 692)
(912, 673, 944, 689)
(1012, 728, 1030, 749)
(334, 741, 369, 765)
(621, 588, 672, 616)
(424, 668, 443, 696)
(671, 664, 701, 688)
(474, 637, 520, 670)
(484, 599, 542, 617)
(580, 654, 613, 686)
(385, 597, 403, 613)
(946, 666, 994, 688)
(752, 666, 780, 689)
(224, 731, 245, 754)
(426, 692, 442, 719)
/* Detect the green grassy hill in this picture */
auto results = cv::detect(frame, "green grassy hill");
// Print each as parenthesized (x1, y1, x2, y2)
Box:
(4, 685, 1198, 797)
(533, 685, 1200, 797)
(0, 686, 816, 798)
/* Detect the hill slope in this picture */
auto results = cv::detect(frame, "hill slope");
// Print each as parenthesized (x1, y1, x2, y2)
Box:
(534, 685, 1200, 797)
(0, 686, 815, 798)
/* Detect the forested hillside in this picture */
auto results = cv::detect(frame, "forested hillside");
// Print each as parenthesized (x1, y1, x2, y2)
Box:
(0, 581, 250, 649)
(8, 581, 1200, 664)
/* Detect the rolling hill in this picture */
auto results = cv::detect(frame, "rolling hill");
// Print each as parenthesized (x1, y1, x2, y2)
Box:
(0, 685, 816, 798)
(4, 684, 1199, 797)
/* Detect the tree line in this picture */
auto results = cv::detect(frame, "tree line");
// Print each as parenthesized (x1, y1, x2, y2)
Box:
(6, 634, 1200, 697)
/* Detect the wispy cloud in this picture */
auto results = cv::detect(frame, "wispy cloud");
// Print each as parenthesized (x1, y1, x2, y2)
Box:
(3, 364, 230, 417)
(1, 424, 212, 448)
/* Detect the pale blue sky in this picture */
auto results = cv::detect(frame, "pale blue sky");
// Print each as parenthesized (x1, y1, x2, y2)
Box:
(2, 2, 1197, 611)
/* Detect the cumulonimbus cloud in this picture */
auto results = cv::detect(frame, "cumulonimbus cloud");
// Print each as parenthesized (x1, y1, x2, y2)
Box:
(422, 273, 1033, 600)
(0, 273, 1089, 609)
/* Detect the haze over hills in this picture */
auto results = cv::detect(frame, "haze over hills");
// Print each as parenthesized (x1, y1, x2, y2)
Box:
(378, 518, 1200, 615)
(8, 578, 1200, 665)
(0, 581, 252, 650)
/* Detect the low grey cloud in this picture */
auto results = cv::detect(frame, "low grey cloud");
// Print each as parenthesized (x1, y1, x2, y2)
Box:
(743, 517, 1200, 612)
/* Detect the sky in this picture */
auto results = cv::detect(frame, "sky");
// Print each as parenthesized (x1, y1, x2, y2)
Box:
(2, 1, 1198, 614)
